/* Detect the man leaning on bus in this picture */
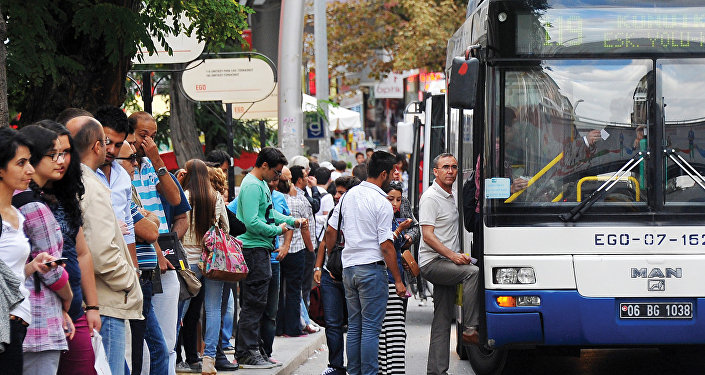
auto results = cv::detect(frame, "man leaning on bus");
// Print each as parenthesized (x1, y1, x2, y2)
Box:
(419, 152, 480, 375)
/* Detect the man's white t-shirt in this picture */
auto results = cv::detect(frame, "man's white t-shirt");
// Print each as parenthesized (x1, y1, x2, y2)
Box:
(328, 181, 394, 268)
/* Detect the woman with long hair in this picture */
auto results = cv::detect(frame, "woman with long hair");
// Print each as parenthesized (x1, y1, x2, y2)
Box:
(0, 127, 59, 372)
(37, 120, 101, 375)
(15, 125, 75, 375)
(181, 159, 229, 375)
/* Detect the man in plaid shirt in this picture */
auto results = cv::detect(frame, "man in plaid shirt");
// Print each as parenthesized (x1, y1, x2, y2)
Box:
(276, 165, 315, 337)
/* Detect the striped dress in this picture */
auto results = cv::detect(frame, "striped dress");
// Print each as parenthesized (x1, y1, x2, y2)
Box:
(378, 218, 407, 374)
(378, 284, 406, 374)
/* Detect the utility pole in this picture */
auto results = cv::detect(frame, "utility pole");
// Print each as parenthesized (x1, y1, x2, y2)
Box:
(278, 0, 305, 161)
(314, 0, 332, 161)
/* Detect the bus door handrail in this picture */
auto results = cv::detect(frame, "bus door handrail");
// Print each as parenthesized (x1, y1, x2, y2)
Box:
(664, 148, 705, 191)
(577, 176, 641, 202)
(504, 152, 564, 203)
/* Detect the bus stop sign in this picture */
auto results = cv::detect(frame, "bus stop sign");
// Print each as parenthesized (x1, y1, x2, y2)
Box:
(307, 118, 324, 139)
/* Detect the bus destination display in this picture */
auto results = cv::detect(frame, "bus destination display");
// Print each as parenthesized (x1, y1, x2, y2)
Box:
(516, 8, 705, 55)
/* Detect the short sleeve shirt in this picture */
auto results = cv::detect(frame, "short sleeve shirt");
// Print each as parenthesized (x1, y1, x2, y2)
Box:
(328, 181, 394, 268)
(418, 181, 460, 267)
(132, 158, 168, 233)
(160, 172, 191, 229)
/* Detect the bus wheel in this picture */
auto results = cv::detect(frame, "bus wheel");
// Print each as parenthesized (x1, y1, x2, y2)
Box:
(455, 321, 468, 360)
(466, 344, 508, 375)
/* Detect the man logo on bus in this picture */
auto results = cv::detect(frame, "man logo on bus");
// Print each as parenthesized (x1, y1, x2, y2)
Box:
(630, 267, 682, 279)
(648, 279, 666, 292)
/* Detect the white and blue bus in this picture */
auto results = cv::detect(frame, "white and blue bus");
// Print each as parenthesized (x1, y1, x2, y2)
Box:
(444, 0, 705, 373)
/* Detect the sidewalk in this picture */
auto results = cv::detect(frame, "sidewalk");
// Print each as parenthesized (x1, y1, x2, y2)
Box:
(216, 331, 326, 375)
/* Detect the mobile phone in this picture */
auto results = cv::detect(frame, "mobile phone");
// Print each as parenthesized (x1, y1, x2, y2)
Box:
(45, 257, 68, 266)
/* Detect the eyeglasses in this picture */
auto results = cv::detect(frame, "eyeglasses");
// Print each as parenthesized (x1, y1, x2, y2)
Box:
(104, 136, 113, 146)
(436, 164, 459, 171)
(115, 153, 140, 163)
(44, 151, 67, 162)
(273, 168, 282, 177)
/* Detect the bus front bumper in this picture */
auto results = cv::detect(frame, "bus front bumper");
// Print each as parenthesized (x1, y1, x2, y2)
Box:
(485, 290, 705, 348)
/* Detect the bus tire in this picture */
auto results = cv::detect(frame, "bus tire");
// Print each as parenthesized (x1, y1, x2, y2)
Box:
(456, 321, 468, 360)
(466, 344, 508, 375)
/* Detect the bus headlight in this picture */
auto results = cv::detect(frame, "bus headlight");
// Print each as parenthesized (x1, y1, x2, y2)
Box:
(494, 267, 536, 284)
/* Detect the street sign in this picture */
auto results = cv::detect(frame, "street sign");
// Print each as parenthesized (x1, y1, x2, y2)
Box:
(307, 118, 325, 139)
(181, 58, 275, 103)
(132, 15, 205, 65)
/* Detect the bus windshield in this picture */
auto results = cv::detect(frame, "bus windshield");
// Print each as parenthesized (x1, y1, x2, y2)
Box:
(488, 60, 652, 220)
(487, 58, 705, 223)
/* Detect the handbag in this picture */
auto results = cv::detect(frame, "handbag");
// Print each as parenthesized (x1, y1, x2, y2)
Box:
(201, 225, 248, 282)
(326, 195, 346, 281)
(176, 268, 202, 300)
(158, 231, 190, 270)
(308, 285, 326, 327)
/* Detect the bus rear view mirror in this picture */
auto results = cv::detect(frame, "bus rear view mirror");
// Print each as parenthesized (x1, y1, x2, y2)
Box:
(448, 56, 479, 110)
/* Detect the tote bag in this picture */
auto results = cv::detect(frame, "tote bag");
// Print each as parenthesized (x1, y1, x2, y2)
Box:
(201, 225, 248, 282)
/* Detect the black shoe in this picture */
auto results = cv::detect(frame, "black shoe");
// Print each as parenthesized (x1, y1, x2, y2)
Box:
(238, 353, 275, 369)
(215, 359, 239, 371)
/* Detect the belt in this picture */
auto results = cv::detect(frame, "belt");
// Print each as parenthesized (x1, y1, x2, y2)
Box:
(374, 260, 385, 266)
(10, 315, 28, 327)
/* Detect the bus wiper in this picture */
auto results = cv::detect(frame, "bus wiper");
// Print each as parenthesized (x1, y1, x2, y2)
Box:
(664, 149, 705, 192)
(560, 152, 647, 222)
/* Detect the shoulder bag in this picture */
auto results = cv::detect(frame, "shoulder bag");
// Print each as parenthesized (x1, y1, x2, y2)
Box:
(201, 222, 249, 282)
(325, 195, 345, 281)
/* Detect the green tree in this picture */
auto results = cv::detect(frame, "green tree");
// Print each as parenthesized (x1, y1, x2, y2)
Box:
(326, 0, 465, 81)
(0, 0, 252, 125)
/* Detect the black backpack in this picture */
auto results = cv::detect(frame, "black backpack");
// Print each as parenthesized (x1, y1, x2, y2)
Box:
(462, 171, 477, 232)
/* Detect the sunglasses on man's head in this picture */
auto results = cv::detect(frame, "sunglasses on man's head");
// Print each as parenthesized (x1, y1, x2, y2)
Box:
(115, 153, 139, 162)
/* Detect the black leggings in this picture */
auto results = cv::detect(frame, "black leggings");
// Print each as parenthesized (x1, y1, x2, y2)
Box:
(0, 318, 28, 373)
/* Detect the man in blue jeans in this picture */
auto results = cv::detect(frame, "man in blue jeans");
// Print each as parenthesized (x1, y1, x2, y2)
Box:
(314, 175, 362, 375)
(326, 151, 407, 375)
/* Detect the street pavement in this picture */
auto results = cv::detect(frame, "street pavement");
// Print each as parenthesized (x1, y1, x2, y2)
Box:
(203, 330, 326, 375)
(291, 295, 705, 375)
(292, 295, 473, 375)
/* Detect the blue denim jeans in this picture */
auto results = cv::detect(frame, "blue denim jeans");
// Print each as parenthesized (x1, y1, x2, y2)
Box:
(321, 270, 346, 370)
(130, 277, 169, 375)
(220, 285, 235, 348)
(100, 315, 126, 375)
(203, 276, 225, 357)
(260, 259, 280, 357)
(342, 263, 388, 375)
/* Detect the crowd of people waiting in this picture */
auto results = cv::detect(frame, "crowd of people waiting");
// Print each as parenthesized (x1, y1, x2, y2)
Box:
(0, 104, 476, 375)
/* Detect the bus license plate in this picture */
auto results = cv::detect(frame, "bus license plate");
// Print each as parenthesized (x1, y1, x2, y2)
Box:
(619, 302, 693, 319)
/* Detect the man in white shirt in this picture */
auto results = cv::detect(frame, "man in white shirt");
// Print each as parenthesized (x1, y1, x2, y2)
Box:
(326, 151, 406, 375)
(418, 153, 479, 375)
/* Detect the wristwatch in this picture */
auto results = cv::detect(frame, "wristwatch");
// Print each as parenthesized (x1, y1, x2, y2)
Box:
(313, 267, 321, 272)
(156, 166, 168, 177)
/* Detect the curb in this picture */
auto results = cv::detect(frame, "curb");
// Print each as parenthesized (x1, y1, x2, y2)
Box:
(275, 332, 326, 375)
(216, 331, 326, 375)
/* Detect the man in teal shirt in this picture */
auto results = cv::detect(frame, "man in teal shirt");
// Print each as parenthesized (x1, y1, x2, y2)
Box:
(235, 147, 306, 368)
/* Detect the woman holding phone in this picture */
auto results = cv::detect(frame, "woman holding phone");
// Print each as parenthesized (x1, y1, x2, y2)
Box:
(0, 127, 60, 372)
(377, 180, 412, 375)
(15, 125, 75, 375)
